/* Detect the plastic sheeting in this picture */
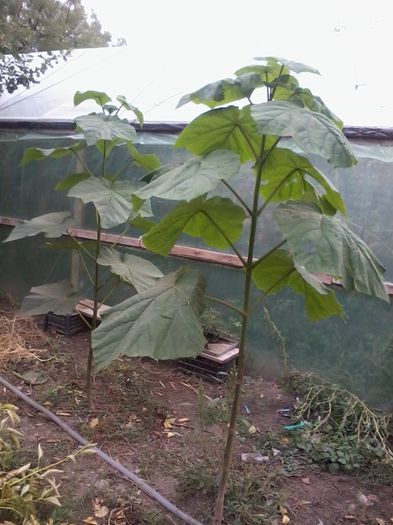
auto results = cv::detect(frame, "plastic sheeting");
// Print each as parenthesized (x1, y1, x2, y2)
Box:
(0, 129, 393, 409)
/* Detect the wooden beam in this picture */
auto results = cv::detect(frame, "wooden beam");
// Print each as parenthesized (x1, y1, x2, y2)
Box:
(1, 216, 392, 296)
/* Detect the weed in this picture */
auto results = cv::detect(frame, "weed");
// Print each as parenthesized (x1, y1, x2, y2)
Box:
(177, 457, 282, 524)
(278, 371, 393, 472)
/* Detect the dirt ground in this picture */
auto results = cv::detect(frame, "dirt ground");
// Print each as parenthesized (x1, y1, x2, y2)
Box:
(1, 304, 393, 525)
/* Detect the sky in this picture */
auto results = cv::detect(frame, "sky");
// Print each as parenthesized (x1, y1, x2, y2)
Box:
(1, 1, 393, 125)
(77, 0, 393, 126)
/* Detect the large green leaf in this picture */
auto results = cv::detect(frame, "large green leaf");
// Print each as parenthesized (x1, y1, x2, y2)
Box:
(73, 90, 112, 108)
(175, 106, 260, 162)
(136, 150, 240, 202)
(75, 114, 137, 146)
(254, 56, 320, 75)
(274, 87, 343, 128)
(92, 268, 206, 369)
(252, 249, 343, 320)
(3, 212, 74, 242)
(97, 247, 163, 292)
(261, 148, 345, 214)
(235, 61, 288, 85)
(274, 202, 389, 302)
(20, 281, 81, 315)
(143, 196, 246, 255)
(177, 74, 262, 109)
(21, 143, 83, 165)
(251, 101, 356, 167)
(68, 177, 136, 229)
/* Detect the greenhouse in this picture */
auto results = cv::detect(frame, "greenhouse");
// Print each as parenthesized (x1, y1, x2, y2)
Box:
(1, 45, 393, 525)
(1, 48, 393, 409)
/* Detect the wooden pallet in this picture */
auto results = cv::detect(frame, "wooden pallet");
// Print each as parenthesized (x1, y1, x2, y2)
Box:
(74, 298, 110, 319)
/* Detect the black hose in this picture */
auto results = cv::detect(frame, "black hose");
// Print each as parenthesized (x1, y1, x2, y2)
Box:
(0, 374, 203, 525)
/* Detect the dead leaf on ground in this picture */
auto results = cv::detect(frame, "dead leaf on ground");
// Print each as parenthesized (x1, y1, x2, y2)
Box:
(375, 518, 385, 525)
(89, 417, 99, 429)
(301, 477, 310, 485)
(82, 518, 98, 525)
(163, 417, 176, 429)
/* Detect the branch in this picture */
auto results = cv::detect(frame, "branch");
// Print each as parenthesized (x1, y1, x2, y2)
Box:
(251, 240, 287, 269)
(99, 276, 121, 306)
(199, 210, 246, 267)
(249, 268, 296, 314)
(68, 232, 95, 261)
(205, 295, 245, 318)
(72, 150, 94, 178)
(257, 158, 294, 216)
(221, 179, 252, 216)
(270, 65, 285, 100)
(79, 251, 94, 286)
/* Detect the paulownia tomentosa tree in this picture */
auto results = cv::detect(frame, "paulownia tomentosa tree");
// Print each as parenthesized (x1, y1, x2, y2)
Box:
(3, 90, 164, 404)
(89, 57, 389, 524)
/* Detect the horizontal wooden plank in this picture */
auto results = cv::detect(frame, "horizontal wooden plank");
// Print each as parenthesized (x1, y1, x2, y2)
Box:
(1, 216, 392, 296)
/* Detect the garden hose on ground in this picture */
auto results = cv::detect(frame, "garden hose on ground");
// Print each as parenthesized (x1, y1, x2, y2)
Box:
(0, 373, 203, 525)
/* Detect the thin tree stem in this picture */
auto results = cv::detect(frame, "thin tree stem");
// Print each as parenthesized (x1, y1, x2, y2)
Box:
(212, 138, 267, 525)
(86, 212, 101, 409)
(205, 295, 245, 318)
(221, 180, 252, 216)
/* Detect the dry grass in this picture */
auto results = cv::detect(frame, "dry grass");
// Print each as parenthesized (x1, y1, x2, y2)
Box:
(0, 311, 48, 366)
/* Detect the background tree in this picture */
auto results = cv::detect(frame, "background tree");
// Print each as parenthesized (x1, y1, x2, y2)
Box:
(0, 0, 121, 95)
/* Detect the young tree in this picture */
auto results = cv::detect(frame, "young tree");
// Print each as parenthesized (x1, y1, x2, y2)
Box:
(90, 57, 389, 524)
(0, 0, 116, 95)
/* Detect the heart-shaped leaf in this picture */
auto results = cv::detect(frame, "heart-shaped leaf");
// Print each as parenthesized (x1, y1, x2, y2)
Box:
(176, 106, 260, 162)
(3, 212, 74, 242)
(74, 90, 112, 108)
(254, 56, 320, 75)
(97, 247, 163, 292)
(177, 74, 263, 109)
(251, 101, 356, 167)
(136, 150, 240, 202)
(20, 281, 81, 315)
(75, 114, 137, 146)
(252, 249, 343, 320)
(92, 269, 206, 369)
(21, 143, 83, 165)
(274, 202, 389, 302)
(260, 148, 345, 214)
(68, 177, 136, 229)
(142, 196, 246, 255)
